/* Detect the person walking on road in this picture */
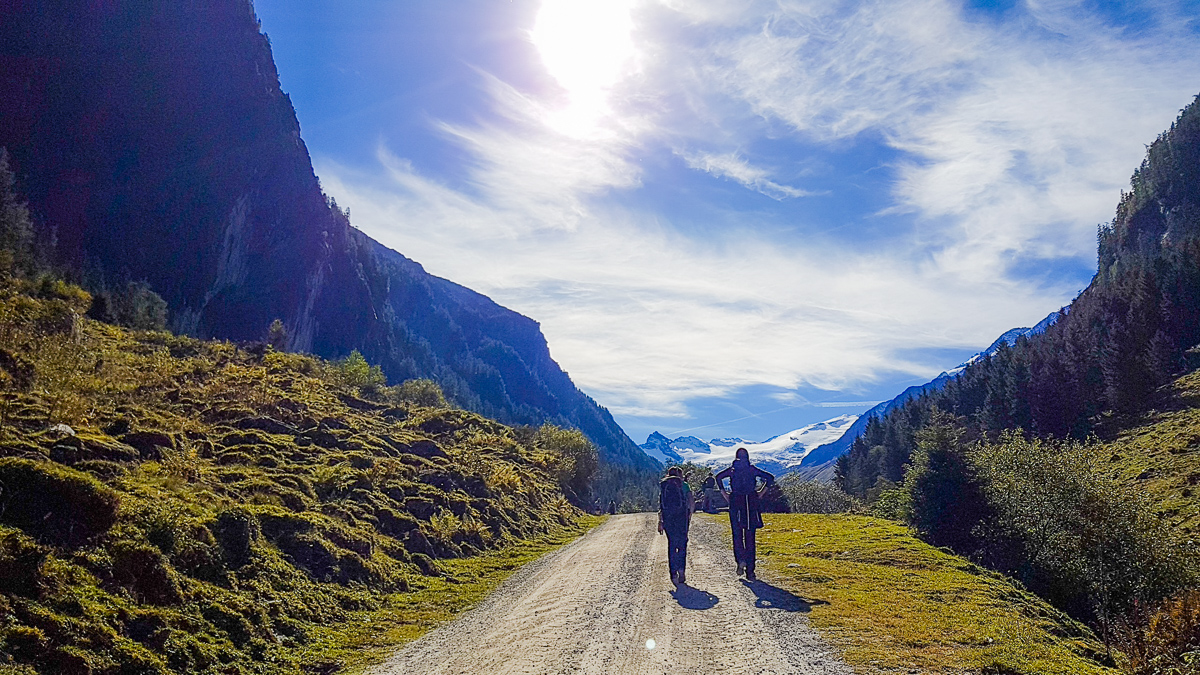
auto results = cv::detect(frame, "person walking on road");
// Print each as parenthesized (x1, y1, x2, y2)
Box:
(715, 448, 775, 581)
(657, 466, 693, 586)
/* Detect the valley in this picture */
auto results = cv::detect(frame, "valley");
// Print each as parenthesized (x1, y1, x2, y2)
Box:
(0, 0, 1199, 673)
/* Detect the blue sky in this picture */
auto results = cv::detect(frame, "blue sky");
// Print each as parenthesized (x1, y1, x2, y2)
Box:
(253, 0, 1200, 444)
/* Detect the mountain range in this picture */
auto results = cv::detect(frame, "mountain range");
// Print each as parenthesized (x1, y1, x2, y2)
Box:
(0, 0, 659, 491)
(642, 311, 1062, 481)
(639, 414, 857, 477)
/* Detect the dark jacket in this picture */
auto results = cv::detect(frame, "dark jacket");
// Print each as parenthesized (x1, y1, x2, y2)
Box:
(715, 459, 775, 530)
(715, 459, 775, 495)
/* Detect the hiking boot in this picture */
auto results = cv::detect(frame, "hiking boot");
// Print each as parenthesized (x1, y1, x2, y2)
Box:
(736, 563, 746, 577)
(745, 569, 756, 582)
(678, 570, 686, 585)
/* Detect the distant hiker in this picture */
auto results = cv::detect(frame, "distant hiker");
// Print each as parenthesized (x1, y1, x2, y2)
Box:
(715, 448, 775, 581)
(701, 474, 718, 513)
(608, 499, 617, 515)
(657, 466, 693, 585)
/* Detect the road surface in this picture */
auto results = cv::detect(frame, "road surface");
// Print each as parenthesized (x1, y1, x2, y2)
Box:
(372, 513, 853, 674)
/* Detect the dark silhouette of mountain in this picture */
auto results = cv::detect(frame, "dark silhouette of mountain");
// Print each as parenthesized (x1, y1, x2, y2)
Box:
(0, 0, 659, 483)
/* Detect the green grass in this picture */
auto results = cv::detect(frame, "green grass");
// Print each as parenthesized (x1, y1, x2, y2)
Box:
(0, 282, 600, 674)
(1100, 369, 1200, 536)
(730, 513, 1115, 674)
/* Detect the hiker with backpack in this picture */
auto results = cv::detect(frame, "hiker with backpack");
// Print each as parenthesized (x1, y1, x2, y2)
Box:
(715, 448, 775, 581)
(657, 466, 693, 586)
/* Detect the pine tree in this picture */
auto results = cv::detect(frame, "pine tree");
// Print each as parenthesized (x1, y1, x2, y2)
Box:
(0, 148, 35, 276)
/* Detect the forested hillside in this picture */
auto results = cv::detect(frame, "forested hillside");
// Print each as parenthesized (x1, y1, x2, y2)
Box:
(837, 95, 1200, 496)
(826, 95, 1200, 673)
(0, 0, 659, 499)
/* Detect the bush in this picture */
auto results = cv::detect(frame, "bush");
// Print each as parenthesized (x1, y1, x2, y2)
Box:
(972, 431, 1196, 639)
(1119, 589, 1200, 675)
(778, 474, 859, 514)
(0, 458, 120, 545)
(335, 350, 385, 389)
(91, 281, 168, 331)
(393, 378, 446, 408)
(535, 424, 598, 504)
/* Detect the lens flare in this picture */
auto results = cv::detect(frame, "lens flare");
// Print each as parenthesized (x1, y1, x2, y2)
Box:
(530, 0, 637, 136)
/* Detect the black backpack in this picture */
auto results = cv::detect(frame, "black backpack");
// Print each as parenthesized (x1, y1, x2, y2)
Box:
(660, 478, 687, 519)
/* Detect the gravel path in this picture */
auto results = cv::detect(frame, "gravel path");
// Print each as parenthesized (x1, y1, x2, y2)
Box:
(372, 513, 853, 674)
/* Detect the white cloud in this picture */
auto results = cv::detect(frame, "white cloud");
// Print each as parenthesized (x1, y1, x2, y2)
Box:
(318, 0, 1200, 422)
(655, 0, 1200, 278)
(322, 148, 1050, 418)
(678, 150, 818, 199)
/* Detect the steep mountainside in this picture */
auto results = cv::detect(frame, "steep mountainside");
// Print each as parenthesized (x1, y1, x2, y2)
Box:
(794, 312, 1060, 481)
(837, 94, 1200, 497)
(0, 0, 658, 482)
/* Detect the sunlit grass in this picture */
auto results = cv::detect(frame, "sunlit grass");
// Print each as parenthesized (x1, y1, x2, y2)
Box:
(710, 513, 1115, 674)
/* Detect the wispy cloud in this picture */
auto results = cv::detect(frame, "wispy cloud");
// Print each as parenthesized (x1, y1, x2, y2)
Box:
(656, 0, 1200, 277)
(679, 150, 818, 199)
(317, 0, 1200, 425)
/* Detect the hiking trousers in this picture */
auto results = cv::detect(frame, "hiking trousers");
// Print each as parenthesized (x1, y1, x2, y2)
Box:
(663, 518, 688, 578)
(729, 494, 758, 573)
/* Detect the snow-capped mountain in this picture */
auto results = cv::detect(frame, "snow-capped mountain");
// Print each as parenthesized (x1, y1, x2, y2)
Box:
(639, 414, 858, 477)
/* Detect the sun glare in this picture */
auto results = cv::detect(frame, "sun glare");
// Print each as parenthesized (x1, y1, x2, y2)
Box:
(530, 0, 637, 136)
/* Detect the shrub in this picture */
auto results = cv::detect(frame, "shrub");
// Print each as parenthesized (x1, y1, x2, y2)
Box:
(972, 431, 1196, 640)
(393, 379, 446, 408)
(1118, 589, 1200, 675)
(335, 350, 385, 389)
(778, 474, 860, 514)
(0, 458, 120, 545)
(535, 424, 598, 503)
(266, 319, 288, 351)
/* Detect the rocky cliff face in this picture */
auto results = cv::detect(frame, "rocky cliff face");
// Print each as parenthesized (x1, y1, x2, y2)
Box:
(0, 0, 658, 478)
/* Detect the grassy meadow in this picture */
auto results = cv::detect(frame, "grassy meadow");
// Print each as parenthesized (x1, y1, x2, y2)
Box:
(732, 513, 1117, 675)
(0, 281, 598, 674)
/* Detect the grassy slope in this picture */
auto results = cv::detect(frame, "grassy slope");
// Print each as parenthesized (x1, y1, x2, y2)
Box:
(733, 513, 1115, 675)
(1101, 369, 1200, 536)
(0, 284, 597, 674)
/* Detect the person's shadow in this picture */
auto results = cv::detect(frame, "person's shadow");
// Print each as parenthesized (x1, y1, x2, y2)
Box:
(670, 583, 719, 610)
(740, 578, 826, 612)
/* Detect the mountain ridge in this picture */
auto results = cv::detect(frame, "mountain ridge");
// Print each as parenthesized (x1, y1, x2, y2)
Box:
(790, 311, 1062, 481)
(639, 414, 857, 477)
(0, 0, 660, 490)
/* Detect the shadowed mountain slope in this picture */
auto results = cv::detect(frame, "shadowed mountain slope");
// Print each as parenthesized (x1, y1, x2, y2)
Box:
(0, 0, 658, 482)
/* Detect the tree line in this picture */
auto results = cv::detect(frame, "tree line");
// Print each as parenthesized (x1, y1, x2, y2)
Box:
(837, 95, 1200, 498)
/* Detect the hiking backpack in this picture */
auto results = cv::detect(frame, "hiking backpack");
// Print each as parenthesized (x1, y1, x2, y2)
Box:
(660, 478, 687, 519)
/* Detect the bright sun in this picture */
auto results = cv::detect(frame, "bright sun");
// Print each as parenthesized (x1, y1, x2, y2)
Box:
(530, 0, 637, 136)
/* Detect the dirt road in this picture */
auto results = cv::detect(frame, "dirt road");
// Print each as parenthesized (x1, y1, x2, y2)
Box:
(372, 513, 852, 674)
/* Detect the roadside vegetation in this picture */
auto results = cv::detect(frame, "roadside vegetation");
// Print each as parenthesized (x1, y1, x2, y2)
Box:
(0, 277, 599, 674)
(749, 513, 1117, 675)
